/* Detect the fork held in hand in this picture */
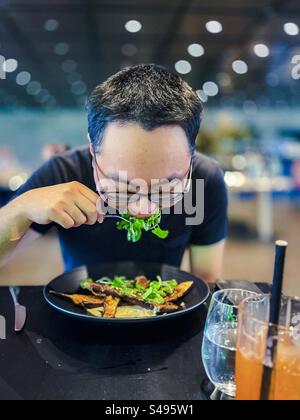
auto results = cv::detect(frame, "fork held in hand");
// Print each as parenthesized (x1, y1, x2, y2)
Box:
(105, 215, 130, 223)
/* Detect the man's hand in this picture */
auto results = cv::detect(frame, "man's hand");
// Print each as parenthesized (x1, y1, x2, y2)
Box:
(16, 181, 104, 229)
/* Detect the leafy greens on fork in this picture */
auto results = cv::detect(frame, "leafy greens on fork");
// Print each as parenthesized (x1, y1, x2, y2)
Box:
(116, 210, 169, 243)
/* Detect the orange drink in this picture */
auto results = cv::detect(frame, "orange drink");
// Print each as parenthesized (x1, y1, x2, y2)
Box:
(236, 337, 300, 400)
(236, 295, 300, 400)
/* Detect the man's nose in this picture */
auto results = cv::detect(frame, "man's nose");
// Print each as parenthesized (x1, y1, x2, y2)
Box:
(128, 197, 158, 218)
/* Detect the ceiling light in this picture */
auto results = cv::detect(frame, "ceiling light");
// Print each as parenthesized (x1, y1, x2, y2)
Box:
(26, 81, 42, 96)
(254, 44, 270, 58)
(35, 89, 50, 104)
(71, 80, 87, 95)
(44, 19, 59, 32)
(16, 71, 31, 86)
(125, 20, 142, 33)
(188, 43, 205, 58)
(284, 22, 299, 36)
(203, 81, 219, 97)
(122, 44, 138, 57)
(54, 43, 70, 56)
(232, 60, 248, 74)
(206, 21, 223, 34)
(175, 60, 192, 75)
(3, 58, 18, 73)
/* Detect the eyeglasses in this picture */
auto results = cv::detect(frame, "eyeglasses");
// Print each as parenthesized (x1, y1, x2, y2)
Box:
(93, 156, 193, 208)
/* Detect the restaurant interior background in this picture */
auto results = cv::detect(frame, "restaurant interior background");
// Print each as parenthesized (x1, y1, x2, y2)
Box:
(0, 0, 299, 296)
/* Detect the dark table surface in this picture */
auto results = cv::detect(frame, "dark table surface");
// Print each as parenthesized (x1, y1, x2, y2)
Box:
(0, 281, 270, 401)
(0, 287, 209, 401)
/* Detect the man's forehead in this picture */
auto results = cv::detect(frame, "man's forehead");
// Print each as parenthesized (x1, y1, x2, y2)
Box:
(101, 123, 190, 159)
(95, 122, 191, 185)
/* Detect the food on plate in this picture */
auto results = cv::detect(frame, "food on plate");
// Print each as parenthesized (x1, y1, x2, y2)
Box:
(116, 210, 169, 243)
(164, 282, 194, 302)
(49, 291, 104, 308)
(115, 306, 155, 318)
(50, 274, 194, 319)
(86, 307, 103, 317)
(103, 296, 120, 318)
(135, 275, 150, 289)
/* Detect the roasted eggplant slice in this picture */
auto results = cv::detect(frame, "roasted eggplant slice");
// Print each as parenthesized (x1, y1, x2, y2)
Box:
(156, 303, 179, 313)
(135, 276, 150, 289)
(164, 281, 193, 302)
(50, 291, 104, 308)
(81, 281, 155, 310)
(103, 296, 120, 318)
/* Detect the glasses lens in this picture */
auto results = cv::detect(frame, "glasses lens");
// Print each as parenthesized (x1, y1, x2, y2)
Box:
(150, 193, 184, 204)
(104, 192, 140, 204)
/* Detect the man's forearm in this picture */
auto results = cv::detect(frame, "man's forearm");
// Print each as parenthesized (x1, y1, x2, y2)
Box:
(190, 241, 226, 284)
(0, 198, 32, 264)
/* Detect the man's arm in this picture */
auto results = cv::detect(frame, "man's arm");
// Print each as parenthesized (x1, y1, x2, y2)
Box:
(0, 197, 34, 265)
(0, 226, 41, 269)
(190, 240, 226, 284)
(0, 182, 103, 272)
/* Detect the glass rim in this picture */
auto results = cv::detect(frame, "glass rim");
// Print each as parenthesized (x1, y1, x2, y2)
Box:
(239, 294, 300, 332)
(211, 288, 260, 309)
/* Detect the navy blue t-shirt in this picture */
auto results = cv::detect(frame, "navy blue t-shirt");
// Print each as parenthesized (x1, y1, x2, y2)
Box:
(13, 147, 228, 271)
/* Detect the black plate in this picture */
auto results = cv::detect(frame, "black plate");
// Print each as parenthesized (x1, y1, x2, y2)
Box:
(44, 261, 210, 324)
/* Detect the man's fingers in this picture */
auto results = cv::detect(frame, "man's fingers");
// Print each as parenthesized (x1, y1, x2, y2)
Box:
(65, 204, 87, 227)
(51, 211, 75, 229)
(96, 198, 105, 224)
(74, 195, 98, 225)
(76, 182, 99, 204)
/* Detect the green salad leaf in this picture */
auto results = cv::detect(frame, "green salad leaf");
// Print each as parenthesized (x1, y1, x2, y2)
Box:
(94, 275, 178, 305)
(116, 210, 169, 243)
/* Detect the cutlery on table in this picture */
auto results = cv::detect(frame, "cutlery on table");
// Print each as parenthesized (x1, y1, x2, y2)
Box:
(9, 287, 27, 333)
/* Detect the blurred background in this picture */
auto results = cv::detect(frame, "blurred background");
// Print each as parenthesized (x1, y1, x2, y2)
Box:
(0, 0, 300, 295)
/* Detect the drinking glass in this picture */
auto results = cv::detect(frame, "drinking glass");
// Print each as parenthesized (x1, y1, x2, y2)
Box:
(236, 295, 300, 400)
(202, 289, 259, 398)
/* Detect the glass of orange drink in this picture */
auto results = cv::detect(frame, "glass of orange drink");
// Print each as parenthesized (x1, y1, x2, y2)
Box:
(236, 295, 300, 400)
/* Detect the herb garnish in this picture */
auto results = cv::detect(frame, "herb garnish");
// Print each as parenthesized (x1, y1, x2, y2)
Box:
(93, 275, 178, 305)
(116, 210, 169, 243)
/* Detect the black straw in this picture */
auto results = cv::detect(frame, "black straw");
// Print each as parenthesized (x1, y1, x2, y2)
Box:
(260, 240, 288, 401)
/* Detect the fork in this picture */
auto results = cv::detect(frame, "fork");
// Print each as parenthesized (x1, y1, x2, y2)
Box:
(105, 215, 130, 223)
(9, 287, 27, 332)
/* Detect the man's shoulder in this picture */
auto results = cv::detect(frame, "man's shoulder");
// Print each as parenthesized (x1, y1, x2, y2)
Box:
(49, 146, 93, 185)
(54, 146, 91, 166)
(193, 151, 224, 180)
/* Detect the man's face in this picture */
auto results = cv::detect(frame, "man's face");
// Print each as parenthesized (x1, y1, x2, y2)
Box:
(90, 122, 191, 218)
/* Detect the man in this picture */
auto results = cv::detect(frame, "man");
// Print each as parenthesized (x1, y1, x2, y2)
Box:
(0, 64, 227, 283)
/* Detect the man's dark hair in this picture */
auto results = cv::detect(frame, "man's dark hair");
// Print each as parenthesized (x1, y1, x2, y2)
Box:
(87, 64, 203, 153)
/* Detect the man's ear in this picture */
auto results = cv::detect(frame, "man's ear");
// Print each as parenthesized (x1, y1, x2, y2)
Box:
(89, 143, 94, 158)
(87, 133, 93, 155)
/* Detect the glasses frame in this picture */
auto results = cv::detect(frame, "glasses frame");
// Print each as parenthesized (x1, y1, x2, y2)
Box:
(92, 151, 193, 208)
